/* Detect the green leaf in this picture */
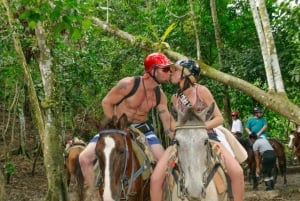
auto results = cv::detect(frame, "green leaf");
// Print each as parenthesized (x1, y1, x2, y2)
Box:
(161, 23, 176, 42)
(71, 28, 82, 42)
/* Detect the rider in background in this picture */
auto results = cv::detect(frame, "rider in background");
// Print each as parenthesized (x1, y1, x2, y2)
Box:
(246, 107, 268, 138)
(249, 134, 276, 191)
(157, 58, 244, 201)
(79, 52, 176, 200)
(231, 111, 243, 138)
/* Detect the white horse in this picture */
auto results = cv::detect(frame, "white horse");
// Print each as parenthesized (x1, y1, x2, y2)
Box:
(171, 103, 230, 201)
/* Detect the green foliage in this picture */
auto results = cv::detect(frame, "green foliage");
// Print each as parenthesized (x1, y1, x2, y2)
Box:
(1, 0, 299, 142)
(4, 162, 16, 175)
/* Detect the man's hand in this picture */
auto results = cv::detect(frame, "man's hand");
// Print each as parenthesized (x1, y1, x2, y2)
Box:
(165, 128, 175, 139)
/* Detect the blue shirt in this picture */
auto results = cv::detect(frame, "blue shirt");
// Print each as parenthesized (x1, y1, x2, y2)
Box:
(246, 117, 267, 137)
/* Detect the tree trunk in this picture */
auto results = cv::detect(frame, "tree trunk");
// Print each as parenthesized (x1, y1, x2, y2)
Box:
(3, 1, 68, 200)
(188, 0, 201, 60)
(18, 86, 27, 156)
(210, 0, 231, 128)
(0, 171, 6, 201)
(257, 0, 285, 93)
(249, 0, 285, 93)
(92, 17, 300, 124)
(35, 22, 67, 201)
(249, 0, 275, 92)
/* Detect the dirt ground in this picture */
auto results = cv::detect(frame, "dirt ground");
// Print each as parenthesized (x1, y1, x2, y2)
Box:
(2, 153, 300, 201)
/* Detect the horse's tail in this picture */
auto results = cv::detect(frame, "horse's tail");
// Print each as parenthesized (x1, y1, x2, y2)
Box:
(75, 155, 84, 201)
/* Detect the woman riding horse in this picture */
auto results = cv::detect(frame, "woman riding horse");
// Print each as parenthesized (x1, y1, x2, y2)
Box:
(151, 59, 246, 201)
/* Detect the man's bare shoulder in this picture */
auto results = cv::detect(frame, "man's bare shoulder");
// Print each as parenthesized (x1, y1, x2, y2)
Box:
(115, 76, 138, 92)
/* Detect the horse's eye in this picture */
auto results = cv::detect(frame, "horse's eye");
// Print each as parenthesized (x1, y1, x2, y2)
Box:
(118, 149, 125, 155)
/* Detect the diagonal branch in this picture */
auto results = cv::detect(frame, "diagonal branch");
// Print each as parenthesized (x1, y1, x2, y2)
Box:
(92, 17, 300, 124)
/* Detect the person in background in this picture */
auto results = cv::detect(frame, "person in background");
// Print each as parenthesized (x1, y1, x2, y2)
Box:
(79, 52, 176, 200)
(249, 134, 276, 191)
(231, 111, 243, 138)
(245, 107, 268, 138)
(149, 59, 244, 201)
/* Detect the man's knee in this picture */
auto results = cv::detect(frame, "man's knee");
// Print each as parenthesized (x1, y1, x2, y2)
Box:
(150, 171, 164, 186)
(79, 151, 92, 167)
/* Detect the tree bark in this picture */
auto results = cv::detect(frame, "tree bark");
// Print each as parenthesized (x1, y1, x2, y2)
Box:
(3, 1, 68, 200)
(35, 22, 67, 201)
(92, 17, 300, 124)
(249, 0, 285, 93)
(0, 171, 5, 201)
(257, 0, 285, 93)
(210, 0, 231, 128)
(188, 0, 201, 60)
(249, 0, 275, 91)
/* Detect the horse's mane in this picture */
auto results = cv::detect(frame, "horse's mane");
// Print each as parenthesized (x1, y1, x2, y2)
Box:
(237, 137, 252, 150)
(99, 117, 117, 130)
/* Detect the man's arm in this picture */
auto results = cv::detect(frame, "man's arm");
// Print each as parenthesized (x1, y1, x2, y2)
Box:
(102, 77, 133, 118)
(157, 92, 176, 139)
(245, 120, 252, 135)
(257, 125, 268, 136)
(254, 150, 261, 175)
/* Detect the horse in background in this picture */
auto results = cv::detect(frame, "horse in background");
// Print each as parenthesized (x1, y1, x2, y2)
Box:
(172, 103, 231, 201)
(64, 137, 86, 200)
(237, 137, 287, 189)
(288, 130, 300, 162)
(94, 114, 151, 201)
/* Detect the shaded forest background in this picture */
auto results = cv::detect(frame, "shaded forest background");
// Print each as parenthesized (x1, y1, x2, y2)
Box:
(0, 0, 299, 200)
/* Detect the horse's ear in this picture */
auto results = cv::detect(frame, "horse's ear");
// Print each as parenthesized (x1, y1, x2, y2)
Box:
(176, 109, 185, 123)
(118, 113, 128, 130)
(112, 115, 118, 126)
(199, 102, 215, 122)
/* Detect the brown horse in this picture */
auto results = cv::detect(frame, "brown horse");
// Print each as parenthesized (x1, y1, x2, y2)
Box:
(288, 130, 300, 161)
(64, 137, 86, 200)
(94, 114, 150, 201)
(237, 137, 287, 189)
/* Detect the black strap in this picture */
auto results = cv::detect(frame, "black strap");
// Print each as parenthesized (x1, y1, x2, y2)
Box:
(115, 76, 161, 107)
(154, 86, 161, 107)
(178, 92, 192, 107)
(116, 76, 141, 106)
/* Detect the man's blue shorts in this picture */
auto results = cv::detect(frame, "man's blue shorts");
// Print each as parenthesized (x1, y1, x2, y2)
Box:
(89, 123, 161, 145)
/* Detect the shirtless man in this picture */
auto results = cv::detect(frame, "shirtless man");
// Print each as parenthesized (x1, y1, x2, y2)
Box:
(78, 52, 176, 196)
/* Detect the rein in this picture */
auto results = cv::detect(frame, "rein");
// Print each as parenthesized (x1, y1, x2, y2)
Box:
(175, 125, 206, 130)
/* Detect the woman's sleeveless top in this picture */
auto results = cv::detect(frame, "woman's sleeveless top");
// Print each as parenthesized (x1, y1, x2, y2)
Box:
(177, 85, 207, 113)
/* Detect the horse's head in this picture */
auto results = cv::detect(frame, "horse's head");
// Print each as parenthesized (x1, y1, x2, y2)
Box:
(289, 130, 300, 149)
(175, 103, 214, 200)
(95, 114, 136, 201)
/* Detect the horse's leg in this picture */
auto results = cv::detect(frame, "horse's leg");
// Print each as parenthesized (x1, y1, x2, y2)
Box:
(273, 163, 278, 185)
(252, 170, 258, 190)
(75, 155, 84, 201)
(65, 158, 71, 187)
(278, 156, 287, 185)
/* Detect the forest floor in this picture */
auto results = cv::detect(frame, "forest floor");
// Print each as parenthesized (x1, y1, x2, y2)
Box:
(2, 152, 300, 201)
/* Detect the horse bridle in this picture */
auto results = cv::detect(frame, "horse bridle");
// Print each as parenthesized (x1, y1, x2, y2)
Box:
(174, 125, 221, 200)
(95, 129, 144, 200)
